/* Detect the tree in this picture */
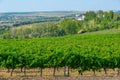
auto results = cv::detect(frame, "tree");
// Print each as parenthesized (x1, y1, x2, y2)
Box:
(97, 10, 104, 18)
(60, 19, 78, 34)
(85, 11, 96, 20)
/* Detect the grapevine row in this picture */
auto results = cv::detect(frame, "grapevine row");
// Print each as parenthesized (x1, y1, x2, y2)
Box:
(0, 34, 120, 76)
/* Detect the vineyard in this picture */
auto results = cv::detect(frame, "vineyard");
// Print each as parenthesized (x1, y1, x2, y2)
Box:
(0, 34, 120, 78)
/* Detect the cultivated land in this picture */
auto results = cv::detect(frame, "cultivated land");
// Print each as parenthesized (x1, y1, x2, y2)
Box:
(0, 29, 120, 79)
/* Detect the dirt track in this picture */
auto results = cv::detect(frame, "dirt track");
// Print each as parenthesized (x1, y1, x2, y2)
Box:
(1, 76, 120, 80)
(1, 68, 120, 80)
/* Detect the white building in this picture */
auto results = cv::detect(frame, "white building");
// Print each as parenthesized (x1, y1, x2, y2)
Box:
(76, 14, 85, 21)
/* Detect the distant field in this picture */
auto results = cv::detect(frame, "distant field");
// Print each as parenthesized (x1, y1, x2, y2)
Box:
(0, 11, 83, 17)
(0, 11, 83, 26)
(84, 28, 120, 34)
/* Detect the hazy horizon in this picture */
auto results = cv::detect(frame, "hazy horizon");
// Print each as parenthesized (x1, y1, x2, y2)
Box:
(0, 0, 120, 12)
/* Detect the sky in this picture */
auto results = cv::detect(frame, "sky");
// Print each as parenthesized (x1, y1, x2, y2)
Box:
(0, 0, 120, 12)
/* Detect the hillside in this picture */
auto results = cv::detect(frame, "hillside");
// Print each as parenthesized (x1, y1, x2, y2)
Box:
(84, 28, 120, 34)
(0, 10, 120, 39)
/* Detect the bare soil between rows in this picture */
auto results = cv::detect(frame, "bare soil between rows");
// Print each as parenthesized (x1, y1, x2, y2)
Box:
(1, 76, 120, 80)
(1, 68, 120, 80)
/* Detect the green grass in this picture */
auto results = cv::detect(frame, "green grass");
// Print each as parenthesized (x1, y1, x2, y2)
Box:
(83, 28, 120, 35)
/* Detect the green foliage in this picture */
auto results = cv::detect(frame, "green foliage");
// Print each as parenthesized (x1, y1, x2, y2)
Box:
(60, 19, 78, 34)
(0, 34, 120, 76)
(85, 11, 96, 20)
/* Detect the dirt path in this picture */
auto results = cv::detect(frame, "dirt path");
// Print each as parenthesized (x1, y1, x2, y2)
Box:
(1, 68, 120, 80)
(1, 76, 120, 80)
